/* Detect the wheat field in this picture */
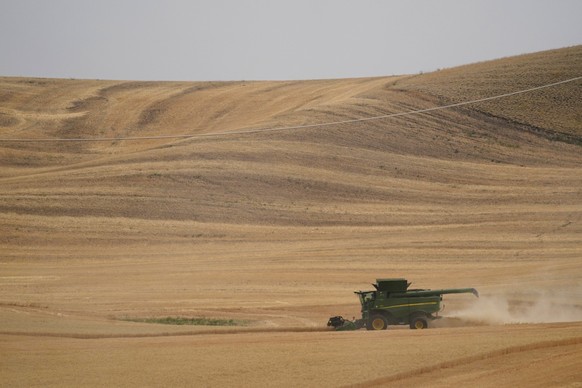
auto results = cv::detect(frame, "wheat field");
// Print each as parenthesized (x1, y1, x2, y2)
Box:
(1, 46, 581, 387)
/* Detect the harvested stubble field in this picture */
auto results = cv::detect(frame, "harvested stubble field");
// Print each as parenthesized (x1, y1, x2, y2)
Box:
(1, 46, 582, 387)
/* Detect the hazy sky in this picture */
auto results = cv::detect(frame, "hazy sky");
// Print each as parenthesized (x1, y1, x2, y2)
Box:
(1, 0, 580, 81)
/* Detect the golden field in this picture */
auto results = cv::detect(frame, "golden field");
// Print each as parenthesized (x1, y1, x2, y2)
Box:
(1, 46, 581, 386)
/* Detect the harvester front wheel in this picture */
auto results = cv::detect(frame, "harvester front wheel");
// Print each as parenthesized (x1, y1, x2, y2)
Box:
(368, 314, 388, 330)
(410, 315, 428, 330)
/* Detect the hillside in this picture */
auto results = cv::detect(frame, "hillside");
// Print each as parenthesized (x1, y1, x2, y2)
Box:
(398, 45, 582, 140)
(1, 46, 581, 387)
(0, 47, 581, 228)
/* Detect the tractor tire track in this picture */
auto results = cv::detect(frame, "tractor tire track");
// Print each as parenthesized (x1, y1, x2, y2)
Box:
(0, 326, 331, 339)
(345, 336, 582, 387)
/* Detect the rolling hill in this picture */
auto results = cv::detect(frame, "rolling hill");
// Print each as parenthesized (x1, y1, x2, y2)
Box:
(1, 46, 581, 387)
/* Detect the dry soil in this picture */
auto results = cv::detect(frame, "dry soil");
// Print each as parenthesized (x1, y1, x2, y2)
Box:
(1, 46, 581, 387)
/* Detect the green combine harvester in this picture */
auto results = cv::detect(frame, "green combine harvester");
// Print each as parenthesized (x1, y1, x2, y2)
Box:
(328, 278, 479, 330)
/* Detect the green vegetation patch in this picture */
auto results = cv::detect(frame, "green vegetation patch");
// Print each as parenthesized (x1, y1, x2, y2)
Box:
(122, 316, 248, 326)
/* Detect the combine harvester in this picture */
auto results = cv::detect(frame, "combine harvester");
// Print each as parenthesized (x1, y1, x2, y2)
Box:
(328, 278, 478, 330)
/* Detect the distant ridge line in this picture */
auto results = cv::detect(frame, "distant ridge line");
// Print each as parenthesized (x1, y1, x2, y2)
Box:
(1, 75, 580, 143)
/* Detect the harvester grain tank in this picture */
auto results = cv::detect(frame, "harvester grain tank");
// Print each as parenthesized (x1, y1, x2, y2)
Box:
(328, 278, 478, 330)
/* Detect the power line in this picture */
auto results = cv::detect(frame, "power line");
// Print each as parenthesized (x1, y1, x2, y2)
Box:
(0, 76, 580, 143)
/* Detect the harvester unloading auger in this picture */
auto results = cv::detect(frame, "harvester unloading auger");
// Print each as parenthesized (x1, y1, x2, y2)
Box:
(328, 278, 478, 330)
